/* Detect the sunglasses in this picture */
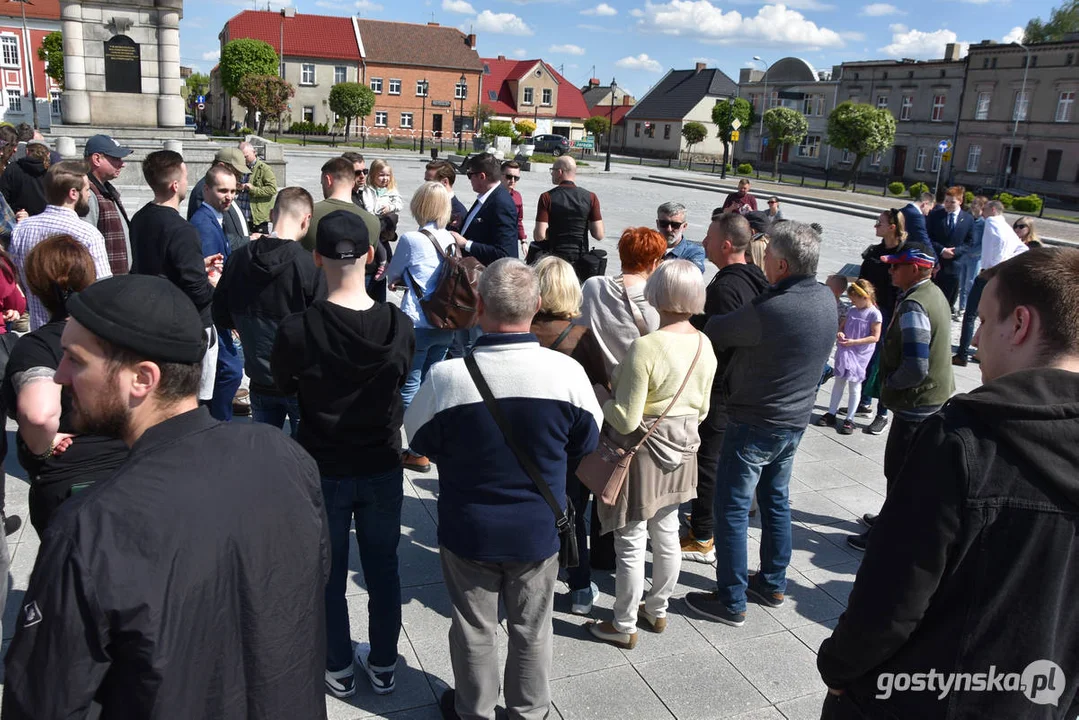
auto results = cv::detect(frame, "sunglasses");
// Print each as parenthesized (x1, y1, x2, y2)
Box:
(1014, 224, 1028, 229)
(768, 201, 778, 205)
(355, 169, 369, 176)
(656, 219, 683, 229)
(503, 174, 520, 182)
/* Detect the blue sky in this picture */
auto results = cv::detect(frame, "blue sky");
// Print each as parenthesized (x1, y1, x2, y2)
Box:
(180, 0, 1055, 99)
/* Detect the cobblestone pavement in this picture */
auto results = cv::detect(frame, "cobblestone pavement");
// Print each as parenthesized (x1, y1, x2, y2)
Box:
(0, 147, 989, 718)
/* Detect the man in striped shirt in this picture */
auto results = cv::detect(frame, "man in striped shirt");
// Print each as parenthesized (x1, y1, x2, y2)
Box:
(848, 241, 954, 552)
(11, 160, 111, 329)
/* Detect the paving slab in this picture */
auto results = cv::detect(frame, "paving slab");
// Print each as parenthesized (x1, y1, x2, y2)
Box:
(550, 665, 674, 720)
(636, 649, 772, 720)
(721, 632, 827, 705)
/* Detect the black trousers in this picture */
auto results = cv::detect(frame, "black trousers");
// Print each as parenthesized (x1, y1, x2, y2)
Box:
(690, 396, 728, 542)
(883, 415, 925, 496)
(932, 269, 960, 309)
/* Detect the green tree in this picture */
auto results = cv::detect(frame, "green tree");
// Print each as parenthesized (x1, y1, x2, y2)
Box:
(711, 97, 752, 179)
(181, 71, 210, 112)
(234, 74, 294, 136)
(37, 31, 64, 88)
(328, 82, 376, 142)
(220, 39, 278, 126)
(681, 121, 708, 159)
(515, 119, 536, 137)
(826, 101, 897, 189)
(584, 115, 611, 148)
(1024, 0, 1078, 42)
(762, 106, 809, 178)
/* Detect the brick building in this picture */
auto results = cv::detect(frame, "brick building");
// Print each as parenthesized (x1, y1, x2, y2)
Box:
(480, 56, 591, 140)
(0, 0, 62, 128)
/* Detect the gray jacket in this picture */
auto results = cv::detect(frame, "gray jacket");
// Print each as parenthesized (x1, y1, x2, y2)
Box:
(704, 274, 836, 430)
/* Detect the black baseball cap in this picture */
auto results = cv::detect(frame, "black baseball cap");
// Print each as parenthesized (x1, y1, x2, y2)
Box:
(315, 210, 371, 260)
(84, 134, 133, 159)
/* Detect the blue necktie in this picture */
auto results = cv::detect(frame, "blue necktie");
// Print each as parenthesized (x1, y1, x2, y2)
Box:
(948, 214, 955, 232)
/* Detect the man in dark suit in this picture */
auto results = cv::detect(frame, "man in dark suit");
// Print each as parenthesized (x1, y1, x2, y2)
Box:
(900, 191, 934, 247)
(450, 153, 519, 263)
(926, 186, 975, 311)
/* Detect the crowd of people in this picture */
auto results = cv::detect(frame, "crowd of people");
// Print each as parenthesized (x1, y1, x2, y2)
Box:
(0, 133, 1074, 720)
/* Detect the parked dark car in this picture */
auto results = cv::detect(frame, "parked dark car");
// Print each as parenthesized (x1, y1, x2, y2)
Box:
(533, 134, 570, 156)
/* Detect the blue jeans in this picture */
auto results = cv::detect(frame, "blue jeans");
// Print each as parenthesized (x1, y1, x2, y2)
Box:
(714, 421, 803, 613)
(957, 256, 982, 311)
(210, 330, 244, 422)
(957, 274, 987, 360)
(321, 468, 404, 671)
(401, 327, 454, 410)
(250, 392, 301, 437)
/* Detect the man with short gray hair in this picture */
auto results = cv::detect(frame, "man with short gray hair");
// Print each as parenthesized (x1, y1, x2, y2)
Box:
(404, 257, 601, 720)
(686, 222, 837, 627)
(657, 201, 706, 272)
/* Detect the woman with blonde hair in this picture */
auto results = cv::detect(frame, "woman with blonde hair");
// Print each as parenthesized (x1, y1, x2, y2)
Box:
(1013, 216, 1043, 248)
(587, 259, 718, 650)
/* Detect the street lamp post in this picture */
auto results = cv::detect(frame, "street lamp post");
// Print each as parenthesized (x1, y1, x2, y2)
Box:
(753, 55, 770, 167)
(604, 78, 617, 172)
(457, 73, 466, 151)
(12, 0, 38, 129)
(419, 78, 428, 154)
(1004, 41, 1031, 189)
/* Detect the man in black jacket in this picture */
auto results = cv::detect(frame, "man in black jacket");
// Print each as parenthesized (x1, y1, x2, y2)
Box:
(3, 274, 329, 720)
(818, 247, 1079, 719)
(683, 213, 768, 563)
(213, 187, 326, 435)
(130, 150, 220, 403)
(926, 185, 975, 312)
(451, 153, 519, 264)
(532, 155, 604, 278)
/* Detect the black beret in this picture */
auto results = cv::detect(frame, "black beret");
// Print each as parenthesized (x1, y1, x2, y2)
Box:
(67, 275, 206, 363)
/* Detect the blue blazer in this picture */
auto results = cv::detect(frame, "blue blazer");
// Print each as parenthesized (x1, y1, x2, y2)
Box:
(926, 208, 976, 269)
(900, 203, 932, 249)
(190, 203, 231, 260)
(462, 184, 519, 265)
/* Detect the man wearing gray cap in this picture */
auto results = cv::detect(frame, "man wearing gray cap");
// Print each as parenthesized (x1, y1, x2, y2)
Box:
(187, 147, 250, 247)
(84, 134, 133, 275)
(2, 274, 330, 720)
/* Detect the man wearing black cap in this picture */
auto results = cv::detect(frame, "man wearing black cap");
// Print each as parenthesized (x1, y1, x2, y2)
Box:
(2, 274, 330, 720)
(84, 134, 133, 275)
(272, 210, 413, 700)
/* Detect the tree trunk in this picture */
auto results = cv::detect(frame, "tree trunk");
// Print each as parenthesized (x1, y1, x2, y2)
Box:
(257, 114, 266, 137)
(345, 117, 351, 143)
(773, 142, 780, 180)
(844, 154, 865, 190)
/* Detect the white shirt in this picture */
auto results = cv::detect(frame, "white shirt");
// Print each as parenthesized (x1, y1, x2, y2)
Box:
(981, 215, 1028, 270)
(461, 185, 497, 235)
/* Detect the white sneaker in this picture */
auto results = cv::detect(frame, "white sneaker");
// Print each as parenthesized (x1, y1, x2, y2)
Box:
(355, 643, 397, 695)
(325, 666, 356, 698)
(570, 582, 599, 615)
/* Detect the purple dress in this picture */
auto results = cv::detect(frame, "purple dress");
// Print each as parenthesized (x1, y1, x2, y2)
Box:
(834, 305, 883, 383)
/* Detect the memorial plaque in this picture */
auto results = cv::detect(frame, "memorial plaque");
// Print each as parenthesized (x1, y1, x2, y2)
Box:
(104, 35, 141, 94)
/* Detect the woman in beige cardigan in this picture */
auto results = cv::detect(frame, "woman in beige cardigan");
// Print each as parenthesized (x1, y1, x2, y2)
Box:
(587, 260, 718, 650)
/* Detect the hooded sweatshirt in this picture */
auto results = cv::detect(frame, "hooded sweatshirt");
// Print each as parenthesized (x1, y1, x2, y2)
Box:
(212, 236, 326, 395)
(819, 368, 1079, 719)
(271, 300, 414, 476)
(0, 156, 48, 216)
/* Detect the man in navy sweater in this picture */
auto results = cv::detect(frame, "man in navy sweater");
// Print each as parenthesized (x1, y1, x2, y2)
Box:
(404, 258, 601, 720)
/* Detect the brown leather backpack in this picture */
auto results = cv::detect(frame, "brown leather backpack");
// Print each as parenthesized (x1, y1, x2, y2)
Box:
(406, 229, 484, 330)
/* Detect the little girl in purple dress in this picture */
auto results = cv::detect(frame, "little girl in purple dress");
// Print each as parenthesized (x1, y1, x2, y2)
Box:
(818, 279, 882, 434)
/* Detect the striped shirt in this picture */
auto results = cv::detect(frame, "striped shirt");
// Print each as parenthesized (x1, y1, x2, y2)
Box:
(887, 279, 940, 420)
(12, 205, 113, 329)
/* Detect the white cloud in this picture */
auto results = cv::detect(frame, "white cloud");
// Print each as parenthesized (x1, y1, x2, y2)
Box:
(841, 30, 866, 41)
(633, 1, 845, 49)
(860, 2, 902, 15)
(1002, 26, 1024, 43)
(201, 49, 220, 61)
(880, 27, 967, 58)
(581, 2, 617, 14)
(512, 48, 528, 58)
(354, 0, 383, 10)
(577, 22, 623, 32)
(442, 0, 475, 12)
(728, 0, 834, 10)
(474, 9, 533, 35)
(550, 43, 586, 55)
(616, 53, 663, 72)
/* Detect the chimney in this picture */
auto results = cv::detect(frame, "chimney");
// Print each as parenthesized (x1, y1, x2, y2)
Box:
(623, 95, 632, 105)
(497, 54, 506, 61)
(465, 33, 476, 48)
(943, 43, 960, 61)
(427, 21, 440, 26)
(695, 62, 707, 72)
(281, 6, 296, 17)
(588, 78, 600, 88)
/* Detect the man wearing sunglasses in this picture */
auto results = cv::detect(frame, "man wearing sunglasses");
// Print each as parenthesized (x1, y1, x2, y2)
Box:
(342, 151, 376, 212)
(657, 201, 705, 272)
(500, 160, 527, 255)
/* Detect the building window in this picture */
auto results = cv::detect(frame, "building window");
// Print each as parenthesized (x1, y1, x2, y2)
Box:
(634, 122, 640, 137)
(488, 90, 496, 101)
(1067, 53, 1074, 65)
(661, 123, 669, 139)
(749, 93, 760, 111)
(523, 87, 533, 105)
(991, 57, 997, 69)
(416, 80, 428, 96)
(966, 144, 982, 172)
(6, 90, 20, 112)
(870, 150, 882, 166)
(982, 58, 990, 69)
(931, 94, 946, 122)
(803, 93, 824, 116)
(455, 81, 467, 100)
(50, 91, 60, 116)
(1, 36, 17, 66)
(1013, 90, 1030, 121)
(915, 147, 927, 171)
(334, 66, 347, 84)
(645, 122, 655, 138)
(388, 79, 401, 95)
(1056, 91, 1075, 122)
(542, 88, 552, 106)
(769, 91, 778, 109)
(931, 149, 941, 172)
(900, 95, 913, 121)
(302, 106, 314, 122)
(374, 111, 387, 127)
(876, 95, 888, 110)
(301, 64, 315, 85)
(841, 150, 850, 163)
(370, 77, 382, 94)
(975, 92, 991, 120)
(400, 112, 413, 128)
(797, 135, 821, 158)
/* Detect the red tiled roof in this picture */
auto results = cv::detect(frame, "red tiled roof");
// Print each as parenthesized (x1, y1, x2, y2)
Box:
(481, 57, 590, 120)
(226, 10, 359, 61)
(354, 19, 481, 71)
(0, 0, 60, 21)
(590, 104, 632, 126)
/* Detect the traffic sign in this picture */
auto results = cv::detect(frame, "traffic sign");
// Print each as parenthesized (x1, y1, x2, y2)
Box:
(730, 130, 740, 142)
(941, 151, 952, 162)
(938, 139, 952, 153)
(731, 118, 742, 130)
(572, 137, 595, 149)
(197, 94, 205, 104)
(762, 137, 769, 147)
(197, 102, 205, 110)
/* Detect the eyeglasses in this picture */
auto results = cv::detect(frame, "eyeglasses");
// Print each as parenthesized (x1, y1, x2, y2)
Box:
(1014, 224, 1028, 229)
(767, 201, 778, 205)
(355, 169, 369, 177)
(466, 170, 477, 178)
(656, 219, 683, 229)
(503, 174, 520, 182)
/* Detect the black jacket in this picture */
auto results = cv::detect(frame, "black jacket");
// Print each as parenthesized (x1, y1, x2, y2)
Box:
(272, 300, 414, 476)
(213, 236, 325, 395)
(2, 408, 330, 720)
(692, 262, 769, 392)
(0, 156, 48, 216)
(818, 369, 1079, 719)
(860, 242, 900, 320)
(462, 184, 519, 265)
(926, 207, 975, 276)
(129, 203, 215, 327)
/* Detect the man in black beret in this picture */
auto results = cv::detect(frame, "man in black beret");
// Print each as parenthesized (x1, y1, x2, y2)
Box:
(2, 274, 330, 720)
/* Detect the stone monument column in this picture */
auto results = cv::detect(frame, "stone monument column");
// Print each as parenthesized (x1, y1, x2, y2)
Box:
(156, 0, 184, 128)
(59, 0, 90, 124)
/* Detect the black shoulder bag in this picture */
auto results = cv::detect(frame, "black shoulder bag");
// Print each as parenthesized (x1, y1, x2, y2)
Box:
(464, 352, 578, 569)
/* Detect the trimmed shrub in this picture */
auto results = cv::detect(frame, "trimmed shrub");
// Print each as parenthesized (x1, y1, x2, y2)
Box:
(997, 192, 1015, 209)
(1011, 194, 1043, 213)
(737, 162, 754, 175)
(238, 126, 254, 136)
(964, 190, 974, 206)
(908, 182, 929, 199)
(888, 181, 906, 196)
